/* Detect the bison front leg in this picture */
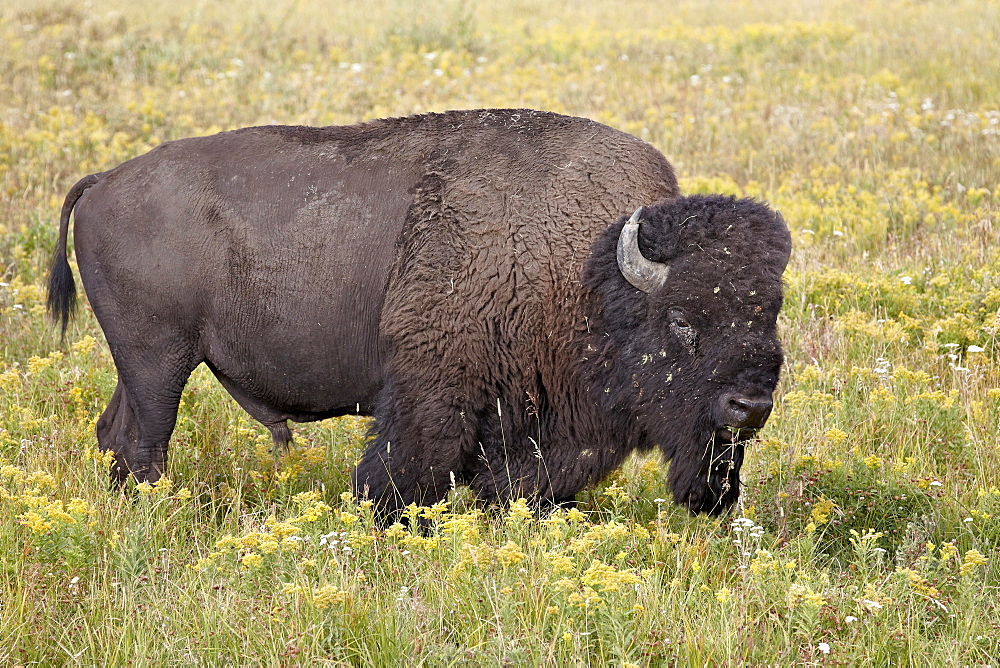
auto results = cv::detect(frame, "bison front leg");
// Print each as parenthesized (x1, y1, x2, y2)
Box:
(351, 378, 472, 525)
(465, 442, 558, 511)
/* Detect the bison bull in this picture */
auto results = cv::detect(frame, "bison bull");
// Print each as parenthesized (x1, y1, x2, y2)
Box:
(47, 108, 791, 517)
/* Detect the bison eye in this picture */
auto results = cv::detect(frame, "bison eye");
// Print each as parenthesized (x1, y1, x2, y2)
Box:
(669, 313, 697, 352)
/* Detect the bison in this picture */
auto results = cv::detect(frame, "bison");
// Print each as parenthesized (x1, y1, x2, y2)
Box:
(47, 108, 790, 518)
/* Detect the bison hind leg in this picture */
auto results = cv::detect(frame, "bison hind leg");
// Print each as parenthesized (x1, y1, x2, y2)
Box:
(96, 381, 139, 486)
(95, 368, 192, 486)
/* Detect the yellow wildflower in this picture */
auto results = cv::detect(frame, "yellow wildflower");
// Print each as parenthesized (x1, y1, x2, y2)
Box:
(811, 497, 836, 524)
(66, 498, 92, 515)
(824, 428, 848, 444)
(581, 560, 641, 592)
(153, 476, 173, 495)
(27, 356, 54, 374)
(44, 501, 76, 524)
(550, 578, 576, 591)
(897, 568, 940, 597)
(787, 583, 826, 608)
(241, 553, 264, 569)
(863, 454, 884, 469)
(70, 335, 98, 355)
(313, 584, 349, 609)
(190, 556, 216, 572)
(258, 539, 280, 555)
(401, 535, 440, 551)
(0, 369, 19, 391)
(495, 542, 527, 566)
(297, 501, 332, 522)
(546, 551, 575, 574)
(506, 498, 534, 524)
(384, 523, 408, 540)
(281, 536, 303, 551)
(18, 510, 53, 534)
(601, 481, 630, 504)
(960, 550, 987, 576)
(420, 500, 449, 521)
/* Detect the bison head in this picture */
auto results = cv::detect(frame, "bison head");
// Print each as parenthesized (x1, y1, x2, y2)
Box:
(584, 194, 791, 515)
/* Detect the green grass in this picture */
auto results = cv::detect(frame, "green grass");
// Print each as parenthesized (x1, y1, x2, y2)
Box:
(2, 0, 999, 663)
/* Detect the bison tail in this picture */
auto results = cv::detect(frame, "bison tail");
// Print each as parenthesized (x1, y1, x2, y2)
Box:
(47, 172, 103, 339)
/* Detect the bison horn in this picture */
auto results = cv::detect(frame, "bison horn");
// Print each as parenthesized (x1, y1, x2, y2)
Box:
(616, 207, 669, 293)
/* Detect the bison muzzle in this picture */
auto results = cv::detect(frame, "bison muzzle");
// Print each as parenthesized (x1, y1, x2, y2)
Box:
(47, 109, 791, 519)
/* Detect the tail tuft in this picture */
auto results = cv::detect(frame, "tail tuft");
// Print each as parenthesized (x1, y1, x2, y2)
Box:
(47, 253, 77, 338)
(47, 172, 103, 341)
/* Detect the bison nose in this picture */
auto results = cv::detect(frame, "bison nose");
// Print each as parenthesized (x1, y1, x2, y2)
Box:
(719, 392, 773, 430)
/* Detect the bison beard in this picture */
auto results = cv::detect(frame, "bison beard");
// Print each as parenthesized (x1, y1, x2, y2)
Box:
(45, 109, 790, 523)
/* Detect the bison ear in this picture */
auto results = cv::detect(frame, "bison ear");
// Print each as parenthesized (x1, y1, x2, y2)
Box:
(616, 207, 670, 293)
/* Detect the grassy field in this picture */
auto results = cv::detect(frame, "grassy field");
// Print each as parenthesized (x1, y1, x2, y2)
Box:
(2, 0, 999, 663)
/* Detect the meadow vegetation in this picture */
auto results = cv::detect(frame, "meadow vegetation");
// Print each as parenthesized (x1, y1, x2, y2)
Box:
(1, 0, 998, 663)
